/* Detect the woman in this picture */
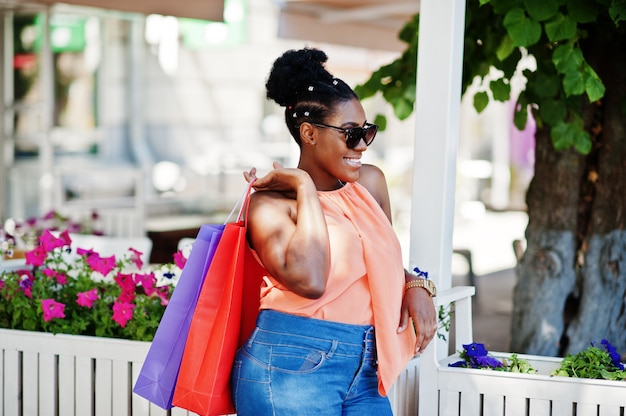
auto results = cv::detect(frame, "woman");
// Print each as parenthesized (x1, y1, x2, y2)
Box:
(232, 47, 437, 416)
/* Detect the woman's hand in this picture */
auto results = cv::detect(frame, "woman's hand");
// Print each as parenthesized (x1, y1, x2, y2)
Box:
(398, 284, 438, 356)
(244, 162, 312, 197)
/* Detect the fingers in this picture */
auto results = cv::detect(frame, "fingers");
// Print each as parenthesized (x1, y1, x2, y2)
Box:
(414, 320, 437, 355)
(243, 167, 257, 183)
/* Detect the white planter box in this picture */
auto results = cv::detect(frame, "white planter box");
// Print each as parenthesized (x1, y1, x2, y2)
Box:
(0, 328, 194, 416)
(418, 287, 626, 416)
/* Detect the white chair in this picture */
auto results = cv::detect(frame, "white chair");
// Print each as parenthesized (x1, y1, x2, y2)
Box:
(67, 233, 152, 266)
(53, 165, 147, 238)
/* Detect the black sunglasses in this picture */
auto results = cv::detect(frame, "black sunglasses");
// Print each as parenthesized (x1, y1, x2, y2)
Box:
(311, 122, 378, 149)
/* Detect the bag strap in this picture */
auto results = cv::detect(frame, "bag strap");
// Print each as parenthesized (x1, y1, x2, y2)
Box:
(224, 179, 256, 224)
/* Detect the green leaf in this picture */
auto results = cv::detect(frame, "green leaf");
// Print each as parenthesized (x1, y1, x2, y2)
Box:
(513, 103, 529, 130)
(504, 8, 542, 47)
(552, 44, 583, 74)
(551, 121, 576, 150)
(538, 98, 567, 125)
(496, 34, 515, 61)
(473, 91, 490, 113)
(583, 63, 605, 102)
(567, 0, 601, 23)
(373, 114, 387, 131)
(574, 131, 592, 154)
(530, 72, 561, 98)
(392, 98, 414, 120)
(563, 69, 586, 96)
(545, 13, 578, 42)
(609, 0, 626, 25)
(479, 0, 491, 5)
(524, 0, 559, 21)
(490, 78, 511, 101)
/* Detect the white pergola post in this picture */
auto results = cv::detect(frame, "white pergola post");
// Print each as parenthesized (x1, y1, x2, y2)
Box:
(409, 0, 465, 362)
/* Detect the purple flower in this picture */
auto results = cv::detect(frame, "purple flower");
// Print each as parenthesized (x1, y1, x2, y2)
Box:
(463, 342, 489, 358)
(601, 339, 624, 371)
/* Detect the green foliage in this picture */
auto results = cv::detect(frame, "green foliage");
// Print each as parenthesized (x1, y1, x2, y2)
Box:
(355, 0, 625, 154)
(551, 344, 626, 380)
(0, 235, 181, 341)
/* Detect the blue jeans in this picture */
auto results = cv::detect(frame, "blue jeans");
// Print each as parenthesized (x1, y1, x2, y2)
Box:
(231, 310, 392, 416)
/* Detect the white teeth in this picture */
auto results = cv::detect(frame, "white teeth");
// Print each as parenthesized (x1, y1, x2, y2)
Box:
(344, 157, 361, 167)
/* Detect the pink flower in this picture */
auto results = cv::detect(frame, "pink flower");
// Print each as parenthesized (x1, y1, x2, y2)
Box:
(112, 301, 135, 327)
(174, 250, 187, 269)
(135, 272, 156, 296)
(129, 248, 144, 269)
(76, 247, 95, 256)
(25, 246, 47, 267)
(114, 272, 135, 292)
(76, 288, 99, 308)
(86, 254, 116, 275)
(0, 280, 4, 290)
(39, 229, 66, 252)
(41, 298, 66, 321)
(42, 267, 68, 285)
(58, 229, 71, 246)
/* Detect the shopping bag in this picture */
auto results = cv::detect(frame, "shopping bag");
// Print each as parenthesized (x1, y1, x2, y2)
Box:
(173, 182, 265, 416)
(133, 223, 225, 409)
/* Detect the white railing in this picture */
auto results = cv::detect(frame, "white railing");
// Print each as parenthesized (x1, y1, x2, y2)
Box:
(419, 286, 626, 415)
(0, 329, 193, 416)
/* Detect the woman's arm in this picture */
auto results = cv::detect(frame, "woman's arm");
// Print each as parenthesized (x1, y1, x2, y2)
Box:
(245, 165, 330, 299)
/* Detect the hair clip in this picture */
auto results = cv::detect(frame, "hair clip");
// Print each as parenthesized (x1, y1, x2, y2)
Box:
(292, 112, 297, 118)
(332, 79, 338, 86)
(304, 111, 310, 117)
(308, 86, 314, 91)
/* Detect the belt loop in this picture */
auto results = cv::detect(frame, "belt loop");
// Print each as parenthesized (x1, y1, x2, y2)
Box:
(326, 339, 338, 359)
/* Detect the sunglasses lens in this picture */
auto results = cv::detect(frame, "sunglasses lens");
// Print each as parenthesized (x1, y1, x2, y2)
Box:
(364, 124, 378, 145)
(345, 128, 362, 149)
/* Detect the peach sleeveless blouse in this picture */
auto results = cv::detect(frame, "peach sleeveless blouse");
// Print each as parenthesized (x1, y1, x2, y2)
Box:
(258, 182, 416, 396)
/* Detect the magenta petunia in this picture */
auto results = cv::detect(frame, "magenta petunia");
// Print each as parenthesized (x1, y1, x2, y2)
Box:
(25, 246, 47, 267)
(42, 267, 68, 285)
(112, 301, 135, 327)
(173, 250, 187, 269)
(135, 272, 156, 296)
(87, 254, 116, 275)
(39, 229, 66, 252)
(114, 272, 136, 292)
(58, 229, 72, 246)
(129, 248, 144, 269)
(76, 288, 99, 308)
(41, 298, 66, 322)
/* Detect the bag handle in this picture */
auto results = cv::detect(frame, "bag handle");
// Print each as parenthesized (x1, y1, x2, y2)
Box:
(224, 179, 257, 224)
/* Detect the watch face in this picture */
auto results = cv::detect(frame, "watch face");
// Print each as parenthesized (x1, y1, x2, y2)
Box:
(427, 280, 437, 296)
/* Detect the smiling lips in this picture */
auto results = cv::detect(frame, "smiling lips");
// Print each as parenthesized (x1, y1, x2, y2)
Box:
(344, 156, 361, 168)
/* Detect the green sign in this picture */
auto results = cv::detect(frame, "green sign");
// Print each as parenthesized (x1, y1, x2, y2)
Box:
(35, 13, 86, 53)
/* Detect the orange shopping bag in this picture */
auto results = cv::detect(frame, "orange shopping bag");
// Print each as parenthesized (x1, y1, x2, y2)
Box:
(172, 182, 264, 416)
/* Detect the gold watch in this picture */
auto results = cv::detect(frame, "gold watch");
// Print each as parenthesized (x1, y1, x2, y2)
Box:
(405, 278, 437, 297)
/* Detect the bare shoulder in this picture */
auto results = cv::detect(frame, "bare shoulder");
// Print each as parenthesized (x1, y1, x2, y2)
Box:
(357, 164, 388, 197)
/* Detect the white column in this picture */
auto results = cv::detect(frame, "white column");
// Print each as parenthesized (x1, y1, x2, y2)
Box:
(409, 0, 465, 292)
(39, 8, 55, 214)
(0, 12, 12, 222)
(413, 0, 466, 413)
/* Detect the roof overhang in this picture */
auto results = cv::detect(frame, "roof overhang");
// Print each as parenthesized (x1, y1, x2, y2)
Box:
(276, 0, 419, 51)
(0, 0, 225, 21)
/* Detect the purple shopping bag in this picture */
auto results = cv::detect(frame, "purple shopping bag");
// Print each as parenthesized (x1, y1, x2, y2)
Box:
(133, 223, 225, 409)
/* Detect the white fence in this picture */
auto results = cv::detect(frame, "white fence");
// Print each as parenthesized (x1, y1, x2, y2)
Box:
(419, 286, 626, 415)
(0, 329, 192, 416)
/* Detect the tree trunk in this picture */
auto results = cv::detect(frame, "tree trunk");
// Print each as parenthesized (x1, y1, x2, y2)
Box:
(511, 25, 626, 356)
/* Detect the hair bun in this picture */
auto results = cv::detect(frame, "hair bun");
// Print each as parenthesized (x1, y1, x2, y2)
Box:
(266, 48, 333, 107)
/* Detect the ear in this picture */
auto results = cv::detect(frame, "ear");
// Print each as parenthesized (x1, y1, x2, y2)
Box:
(299, 122, 317, 146)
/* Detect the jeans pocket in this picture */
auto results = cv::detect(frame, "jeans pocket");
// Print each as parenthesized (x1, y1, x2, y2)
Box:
(269, 344, 326, 374)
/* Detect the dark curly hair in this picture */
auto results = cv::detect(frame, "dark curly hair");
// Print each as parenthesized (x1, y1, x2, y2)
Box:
(265, 48, 358, 146)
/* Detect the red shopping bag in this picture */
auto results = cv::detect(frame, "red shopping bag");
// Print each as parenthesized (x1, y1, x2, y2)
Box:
(133, 223, 225, 409)
(172, 182, 265, 416)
